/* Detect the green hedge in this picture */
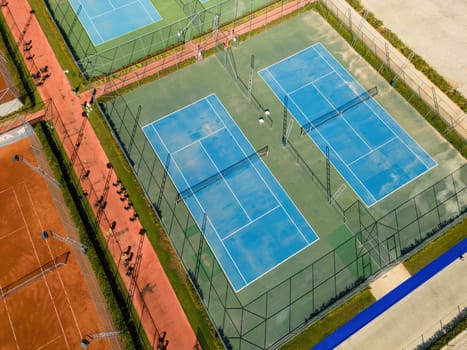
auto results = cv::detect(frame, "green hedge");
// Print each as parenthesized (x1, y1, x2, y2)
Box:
(281, 288, 375, 349)
(35, 121, 150, 350)
(342, 0, 467, 158)
(0, 11, 39, 110)
(87, 108, 223, 350)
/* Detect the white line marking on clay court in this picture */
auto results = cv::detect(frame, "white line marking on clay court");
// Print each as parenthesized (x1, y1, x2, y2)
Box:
(13, 188, 71, 350)
(0, 290, 20, 350)
(35, 334, 63, 350)
(24, 183, 83, 340)
(0, 227, 26, 241)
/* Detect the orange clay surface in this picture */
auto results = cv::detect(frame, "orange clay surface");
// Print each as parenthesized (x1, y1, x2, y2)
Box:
(2, 1, 197, 348)
(0, 137, 111, 350)
(2, 1, 310, 349)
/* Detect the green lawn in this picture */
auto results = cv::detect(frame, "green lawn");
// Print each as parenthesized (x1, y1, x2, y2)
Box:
(404, 218, 467, 275)
(281, 288, 375, 349)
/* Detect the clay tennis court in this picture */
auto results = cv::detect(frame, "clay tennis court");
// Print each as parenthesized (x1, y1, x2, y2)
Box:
(0, 136, 112, 349)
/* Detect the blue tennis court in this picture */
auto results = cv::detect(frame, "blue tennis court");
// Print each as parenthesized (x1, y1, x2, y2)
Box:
(143, 94, 318, 291)
(259, 43, 437, 207)
(68, 0, 162, 45)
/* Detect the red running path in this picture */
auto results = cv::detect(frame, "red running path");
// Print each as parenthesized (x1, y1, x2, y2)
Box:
(2, 0, 312, 348)
(2, 1, 197, 349)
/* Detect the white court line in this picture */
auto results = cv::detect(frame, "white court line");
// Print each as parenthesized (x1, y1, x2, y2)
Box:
(142, 94, 217, 128)
(12, 188, 71, 350)
(313, 44, 435, 169)
(347, 136, 397, 167)
(36, 335, 63, 350)
(145, 121, 249, 284)
(221, 205, 281, 241)
(91, 1, 140, 20)
(0, 290, 20, 350)
(198, 141, 253, 222)
(24, 183, 83, 340)
(134, 0, 159, 22)
(204, 215, 248, 285)
(287, 70, 335, 96)
(172, 126, 226, 156)
(206, 97, 311, 244)
(0, 227, 26, 241)
(290, 86, 377, 203)
(258, 42, 325, 74)
(262, 68, 378, 204)
(308, 78, 373, 150)
(107, 0, 116, 10)
(0, 187, 13, 195)
(73, 0, 105, 44)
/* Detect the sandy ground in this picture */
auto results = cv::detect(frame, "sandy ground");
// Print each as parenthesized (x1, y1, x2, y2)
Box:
(369, 263, 410, 300)
(360, 0, 467, 98)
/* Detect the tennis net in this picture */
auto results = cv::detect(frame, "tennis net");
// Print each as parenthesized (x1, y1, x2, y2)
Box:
(176, 145, 269, 202)
(300, 86, 378, 135)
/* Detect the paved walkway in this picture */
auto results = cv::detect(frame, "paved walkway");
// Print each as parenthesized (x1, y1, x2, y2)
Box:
(361, 0, 467, 99)
(2, 1, 312, 348)
(2, 2, 197, 349)
(336, 4, 467, 347)
(337, 256, 467, 350)
(81, 0, 310, 100)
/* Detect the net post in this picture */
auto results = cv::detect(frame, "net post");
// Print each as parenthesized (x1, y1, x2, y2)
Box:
(128, 105, 142, 154)
(195, 213, 207, 281)
(158, 153, 171, 210)
(326, 146, 331, 200)
(282, 96, 288, 146)
(248, 55, 254, 101)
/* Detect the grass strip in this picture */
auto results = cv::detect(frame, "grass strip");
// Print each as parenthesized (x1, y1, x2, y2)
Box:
(345, 0, 466, 113)
(404, 218, 467, 275)
(314, 2, 466, 157)
(281, 288, 375, 349)
(87, 108, 223, 350)
(0, 10, 40, 110)
(281, 217, 465, 349)
(35, 121, 151, 350)
(426, 311, 467, 349)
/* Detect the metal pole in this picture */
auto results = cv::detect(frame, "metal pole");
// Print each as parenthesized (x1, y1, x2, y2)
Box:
(282, 96, 288, 146)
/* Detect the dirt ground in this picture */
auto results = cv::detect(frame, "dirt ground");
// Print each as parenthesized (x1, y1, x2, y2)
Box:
(361, 0, 467, 98)
(0, 137, 111, 350)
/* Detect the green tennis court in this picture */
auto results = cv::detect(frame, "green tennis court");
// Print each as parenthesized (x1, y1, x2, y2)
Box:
(98, 8, 466, 350)
(44, 0, 290, 77)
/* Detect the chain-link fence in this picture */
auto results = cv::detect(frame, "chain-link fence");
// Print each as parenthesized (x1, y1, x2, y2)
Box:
(318, 0, 467, 139)
(91, 0, 310, 96)
(36, 100, 168, 348)
(22, 112, 124, 349)
(0, 5, 37, 108)
(99, 85, 466, 349)
(402, 301, 467, 350)
(43, 0, 307, 79)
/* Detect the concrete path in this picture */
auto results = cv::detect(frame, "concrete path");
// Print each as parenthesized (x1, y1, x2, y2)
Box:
(361, 0, 467, 98)
(2, 2, 197, 348)
(337, 257, 467, 350)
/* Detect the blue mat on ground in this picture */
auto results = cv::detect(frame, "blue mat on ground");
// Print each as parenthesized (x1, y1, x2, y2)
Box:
(311, 237, 467, 350)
